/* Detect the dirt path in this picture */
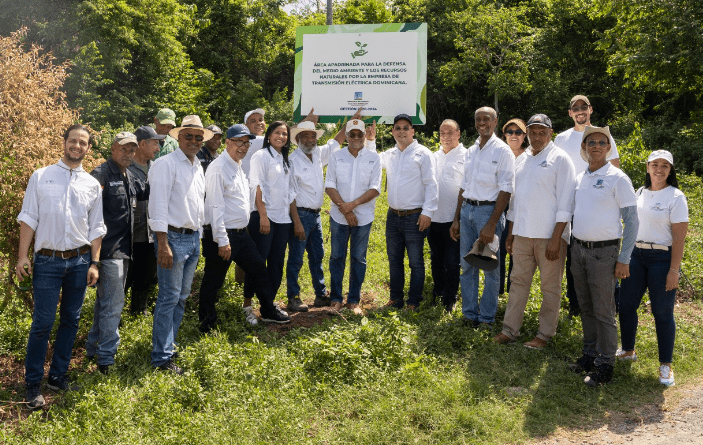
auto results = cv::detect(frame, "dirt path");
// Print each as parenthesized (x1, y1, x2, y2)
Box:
(532, 382, 703, 444)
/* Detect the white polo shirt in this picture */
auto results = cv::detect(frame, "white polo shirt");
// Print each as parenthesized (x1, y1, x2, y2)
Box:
(289, 139, 340, 210)
(325, 147, 382, 226)
(18, 160, 107, 252)
(461, 134, 515, 201)
(635, 186, 688, 246)
(248, 147, 293, 224)
(240, 135, 264, 177)
(376, 140, 438, 218)
(572, 163, 637, 241)
(433, 143, 467, 223)
(204, 150, 250, 246)
(554, 127, 619, 175)
(507, 141, 576, 242)
(148, 148, 205, 232)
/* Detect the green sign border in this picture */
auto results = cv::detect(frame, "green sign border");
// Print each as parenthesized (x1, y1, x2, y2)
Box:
(293, 23, 428, 125)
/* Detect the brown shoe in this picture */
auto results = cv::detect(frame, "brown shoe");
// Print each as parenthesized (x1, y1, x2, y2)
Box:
(384, 299, 403, 309)
(493, 333, 514, 344)
(346, 303, 363, 315)
(330, 301, 344, 312)
(406, 304, 418, 312)
(524, 337, 548, 350)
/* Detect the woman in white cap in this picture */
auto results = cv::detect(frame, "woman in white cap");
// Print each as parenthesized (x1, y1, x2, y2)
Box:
(617, 150, 688, 387)
(245, 121, 293, 310)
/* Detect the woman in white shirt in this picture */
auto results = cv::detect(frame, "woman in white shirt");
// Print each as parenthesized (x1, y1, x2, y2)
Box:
(617, 150, 688, 387)
(245, 121, 293, 309)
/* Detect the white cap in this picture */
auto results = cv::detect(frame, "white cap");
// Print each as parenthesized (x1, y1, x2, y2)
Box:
(647, 150, 674, 166)
(244, 108, 265, 124)
(345, 119, 365, 134)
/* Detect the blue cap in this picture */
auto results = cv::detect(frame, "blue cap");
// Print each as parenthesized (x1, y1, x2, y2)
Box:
(134, 125, 166, 142)
(393, 113, 413, 125)
(226, 124, 256, 140)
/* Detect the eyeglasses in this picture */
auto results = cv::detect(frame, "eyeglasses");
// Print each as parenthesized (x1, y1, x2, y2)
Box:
(586, 140, 609, 147)
(347, 133, 365, 139)
(504, 130, 524, 136)
(571, 105, 589, 113)
(229, 139, 251, 147)
(182, 133, 204, 142)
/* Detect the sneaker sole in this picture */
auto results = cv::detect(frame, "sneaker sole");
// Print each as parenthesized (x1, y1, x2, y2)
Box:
(260, 317, 291, 324)
(46, 383, 63, 391)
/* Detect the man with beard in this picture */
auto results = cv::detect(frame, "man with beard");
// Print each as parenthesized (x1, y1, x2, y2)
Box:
(554, 95, 620, 318)
(450, 107, 515, 327)
(16, 124, 106, 409)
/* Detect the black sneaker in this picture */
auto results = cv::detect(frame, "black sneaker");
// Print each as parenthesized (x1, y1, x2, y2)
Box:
(584, 363, 614, 387)
(25, 383, 45, 410)
(157, 359, 183, 375)
(287, 297, 309, 313)
(313, 292, 331, 307)
(569, 354, 596, 374)
(261, 306, 291, 324)
(98, 364, 110, 375)
(47, 375, 80, 391)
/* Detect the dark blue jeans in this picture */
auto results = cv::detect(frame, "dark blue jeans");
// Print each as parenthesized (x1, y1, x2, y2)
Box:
(329, 219, 372, 304)
(427, 221, 460, 309)
(385, 210, 427, 307)
(619, 247, 676, 363)
(245, 211, 291, 302)
(25, 251, 90, 385)
(286, 208, 327, 299)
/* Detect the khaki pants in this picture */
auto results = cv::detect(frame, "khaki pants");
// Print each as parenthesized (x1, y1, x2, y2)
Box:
(501, 236, 567, 341)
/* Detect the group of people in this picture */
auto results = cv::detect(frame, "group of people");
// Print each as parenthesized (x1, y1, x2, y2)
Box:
(15, 95, 688, 411)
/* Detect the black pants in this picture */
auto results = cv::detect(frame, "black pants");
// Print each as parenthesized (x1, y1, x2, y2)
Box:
(565, 239, 581, 314)
(244, 211, 291, 303)
(125, 241, 158, 314)
(427, 221, 460, 309)
(199, 227, 276, 332)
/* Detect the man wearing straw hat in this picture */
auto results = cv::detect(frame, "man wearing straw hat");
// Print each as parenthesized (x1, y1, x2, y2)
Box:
(148, 115, 212, 374)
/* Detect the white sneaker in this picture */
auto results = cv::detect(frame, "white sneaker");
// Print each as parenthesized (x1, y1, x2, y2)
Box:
(616, 348, 638, 361)
(659, 364, 675, 387)
(243, 306, 258, 326)
(274, 301, 289, 316)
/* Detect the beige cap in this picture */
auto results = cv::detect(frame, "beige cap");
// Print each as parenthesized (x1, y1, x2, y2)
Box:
(168, 115, 214, 141)
(570, 95, 591, 108)
(580, 126, 613, 161)
(113, 131, 137, 145)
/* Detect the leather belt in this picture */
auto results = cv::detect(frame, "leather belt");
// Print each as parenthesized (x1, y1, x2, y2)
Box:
(37, 245, 91, 259)
(389, 208, 422, 217)
(635, 241, 669, 251)
(465, 199, 496, 206)
(168, 225, 195, 235)
(203, 225, 247, 234)
(574, 238, 619, 249)
(297, 207, 321, 214)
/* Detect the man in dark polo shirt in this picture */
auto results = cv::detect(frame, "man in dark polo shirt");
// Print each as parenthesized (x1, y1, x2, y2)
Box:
(86, 132, 146, 374)
(196, 125, 223, 173)
(125, 126, 163, 315)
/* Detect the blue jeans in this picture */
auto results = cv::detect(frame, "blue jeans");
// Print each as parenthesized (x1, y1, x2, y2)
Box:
(385, 210, 427, 307)
(329, 219, 372, 304)
(286, 208, 327, 299)
(460, 202, 504, 323)
(86, 258, 129, 365)
(25, 251, 90, 385)
(151, 231, 200, 366)
(245, 211, 290, 302)
(619, 247, 676, 363)
(427, 221, 460, 309)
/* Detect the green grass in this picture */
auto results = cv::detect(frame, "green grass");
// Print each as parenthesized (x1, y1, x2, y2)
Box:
(1, 173, 703, 444)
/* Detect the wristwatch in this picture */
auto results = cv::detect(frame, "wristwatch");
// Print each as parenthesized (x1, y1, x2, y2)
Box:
(90, 260, 101, 268)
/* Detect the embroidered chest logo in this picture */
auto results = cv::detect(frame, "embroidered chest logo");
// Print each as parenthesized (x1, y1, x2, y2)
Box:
(593, 179, 605, 189)
(539, 160, 548, 168)
(650, 203, 666, 211)
(109, 181, 123, 187)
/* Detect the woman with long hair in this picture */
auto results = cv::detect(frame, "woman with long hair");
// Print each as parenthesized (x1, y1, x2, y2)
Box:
(617, 150, 688, 386)
(245, 121, 294, 322)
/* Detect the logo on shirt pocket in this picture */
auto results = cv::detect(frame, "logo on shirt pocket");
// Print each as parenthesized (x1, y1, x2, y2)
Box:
(593, 179, 605, 189)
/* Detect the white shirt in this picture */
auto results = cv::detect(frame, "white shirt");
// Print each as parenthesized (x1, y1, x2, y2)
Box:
(241, 135, 264, 177)
(289, 140, 340, 210)
(325, 147, 382, 226)
(148, 148, 205, 232)
(376, 140, 438, 218)
(461, 134, 515, 201)
(554, 127, 620, 175)
(572, 163, 637, 241)
(248, 147, 293, 224)
(635, 186, 688, 246)
(18, 160, 107, 252)
(507, 142, 576, 242)
(432, 143, 467, 223)
(204, 150, 251, 246)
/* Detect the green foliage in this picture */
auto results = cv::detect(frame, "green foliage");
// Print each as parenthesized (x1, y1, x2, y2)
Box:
(618, 122, 649, 188)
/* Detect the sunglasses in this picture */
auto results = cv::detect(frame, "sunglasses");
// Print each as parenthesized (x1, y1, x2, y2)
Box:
(586, 140, 609, 147)
(182, 133, 204, 142)
(229, 139, 251, 147)
(571, 105, 589, 112)
(504, 129, 524, 136)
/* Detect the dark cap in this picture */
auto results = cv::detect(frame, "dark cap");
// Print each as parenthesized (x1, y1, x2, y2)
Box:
(134, 125, 166, 142)
(393, 114, 413, 125)
(226, 124, 256, 140)
(526, 114, 552, 129)
(206, 124, 223, 135)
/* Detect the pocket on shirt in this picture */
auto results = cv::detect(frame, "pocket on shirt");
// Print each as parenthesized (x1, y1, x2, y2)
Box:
(336, 163, 352, 182)
(476, 162, 498, 187)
